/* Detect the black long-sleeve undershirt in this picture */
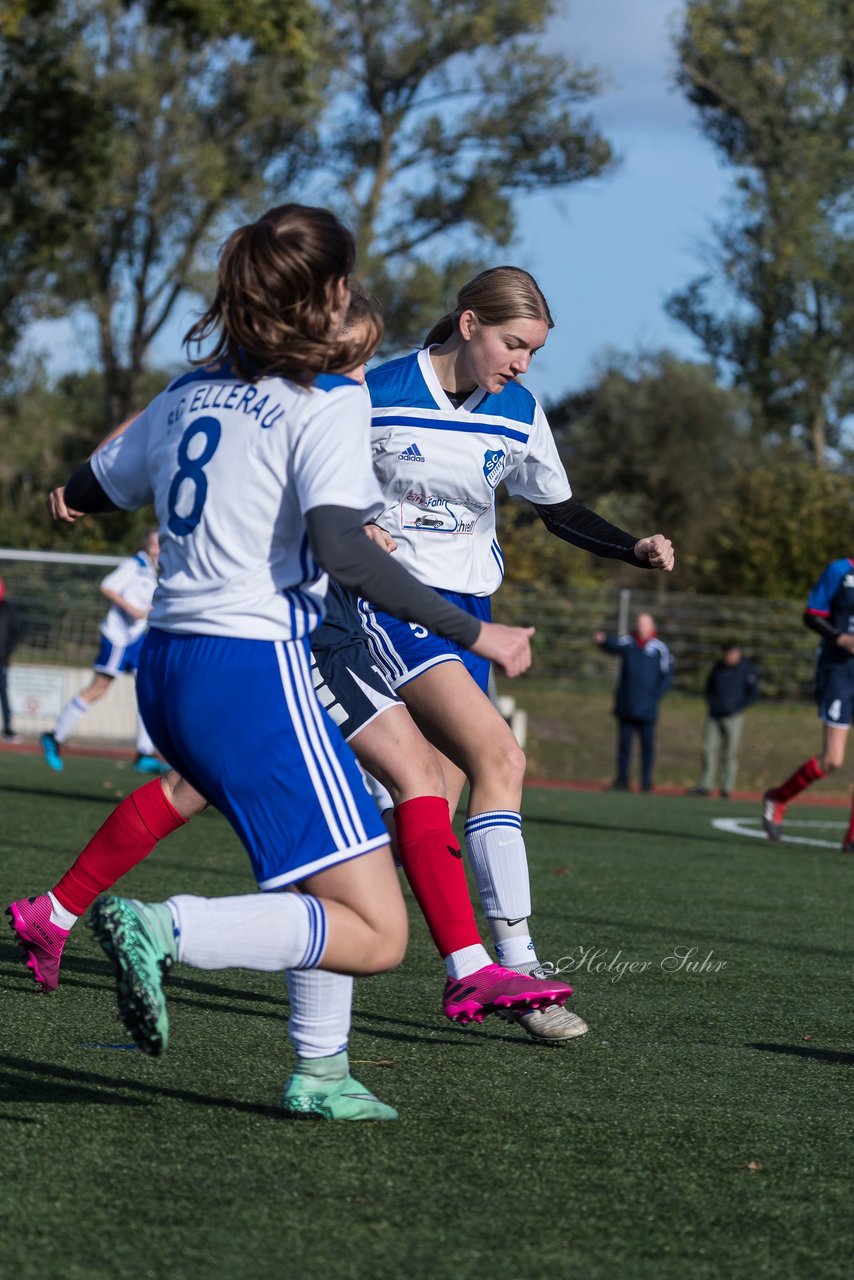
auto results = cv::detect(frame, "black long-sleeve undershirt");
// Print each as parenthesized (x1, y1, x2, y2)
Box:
(65, 461, 120, 513)
(803, 609, 841, 642)
(533, 497, 649, 568)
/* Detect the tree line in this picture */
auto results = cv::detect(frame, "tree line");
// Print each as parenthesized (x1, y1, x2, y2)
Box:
(0, 0, 851, 598)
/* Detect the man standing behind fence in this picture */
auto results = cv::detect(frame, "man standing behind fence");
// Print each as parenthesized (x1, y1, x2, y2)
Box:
(594, 612, 673, 793)
(0, 578, 23, 741)
(40, 530, 164, 774)
(688, 641, 759, 799)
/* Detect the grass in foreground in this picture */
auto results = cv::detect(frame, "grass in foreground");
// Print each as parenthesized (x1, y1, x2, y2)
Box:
(1, 753, 852, 1280)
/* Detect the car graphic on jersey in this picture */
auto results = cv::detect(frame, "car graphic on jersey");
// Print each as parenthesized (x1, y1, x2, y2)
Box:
(401, 491, 491, 535)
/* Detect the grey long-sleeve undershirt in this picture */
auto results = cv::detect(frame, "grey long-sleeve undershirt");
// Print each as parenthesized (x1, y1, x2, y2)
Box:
(306, 506, 481, 647)
(63, 462, 482, 648)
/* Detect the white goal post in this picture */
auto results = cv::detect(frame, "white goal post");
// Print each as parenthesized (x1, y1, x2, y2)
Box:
(0, 547, 140, 743)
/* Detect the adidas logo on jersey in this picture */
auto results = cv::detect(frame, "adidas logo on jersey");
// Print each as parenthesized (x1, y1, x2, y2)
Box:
(398, 443, 425, 462)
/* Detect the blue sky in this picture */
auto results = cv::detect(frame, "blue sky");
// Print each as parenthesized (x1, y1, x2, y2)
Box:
(519, 0, 731, 400)
(25, 0, 732, 405)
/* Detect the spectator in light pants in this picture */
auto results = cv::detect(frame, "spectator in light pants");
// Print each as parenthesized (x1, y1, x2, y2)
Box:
(689, 641, 759, 799)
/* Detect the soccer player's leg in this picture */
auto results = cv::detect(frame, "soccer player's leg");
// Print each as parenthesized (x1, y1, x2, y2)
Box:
(315, 610, 575, 1024)
(399, 660, 587, 1042)
(107, 629, 404, 1115)
(7, 772, 200, 991)
(763, 669, 849, 840)
(349, 704, 575, 1024)
(43, 658, 116, 770)
(280, 970, 397, 1121)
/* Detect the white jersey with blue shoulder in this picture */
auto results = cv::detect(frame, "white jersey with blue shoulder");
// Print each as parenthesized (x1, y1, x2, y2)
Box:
(99, 551, 158, 646)
(91, 366, 384, 641)
(366, 347, 572, 596)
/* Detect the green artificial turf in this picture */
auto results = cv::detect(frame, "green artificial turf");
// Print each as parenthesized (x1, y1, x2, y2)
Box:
(1, 753, 851, 1280)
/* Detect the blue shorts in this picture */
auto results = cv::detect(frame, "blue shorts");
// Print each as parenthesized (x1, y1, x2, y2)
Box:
(357, 590, 492, 692)
(816, 662, 854, 728)
(137, 629, 388, 891)
(93, 633, 145, 676)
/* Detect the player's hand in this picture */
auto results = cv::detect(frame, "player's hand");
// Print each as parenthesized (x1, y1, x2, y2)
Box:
(593, 630, 606, 644)
(471, 622, 535, 679)
(47, 486, 84, 522)
(835, 634, 854, 652)
(635, 534, 675, 572)
(363, 523, 397, 554)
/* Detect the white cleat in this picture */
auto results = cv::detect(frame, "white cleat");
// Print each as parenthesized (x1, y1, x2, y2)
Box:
(762, 790, 785, 841)
(509, 1002, 589, 1044)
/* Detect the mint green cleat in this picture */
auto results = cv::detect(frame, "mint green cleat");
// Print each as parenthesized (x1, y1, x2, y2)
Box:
(281, 1052, 397, 1121)
(90, 897, 177, 1057)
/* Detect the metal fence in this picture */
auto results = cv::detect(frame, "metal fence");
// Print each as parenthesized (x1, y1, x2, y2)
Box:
(0, 549, 818, 699)
(493, 582, 815, 699)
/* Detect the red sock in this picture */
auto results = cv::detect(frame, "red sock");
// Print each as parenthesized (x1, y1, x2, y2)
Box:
(52, 779, 187, 915)
(846, 792, 854, 844)
(772, 756, 826, 804)
(394, 796, 481, 959)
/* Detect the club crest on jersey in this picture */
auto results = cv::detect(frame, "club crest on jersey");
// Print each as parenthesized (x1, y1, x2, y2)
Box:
(482, 448, 506, 489)
(398, 443, 425, 462)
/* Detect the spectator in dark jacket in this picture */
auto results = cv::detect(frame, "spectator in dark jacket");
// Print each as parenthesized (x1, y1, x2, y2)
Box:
(594, 612, 673, 792)
(688, 641, 759, 799)
(0, 577, 23, 741)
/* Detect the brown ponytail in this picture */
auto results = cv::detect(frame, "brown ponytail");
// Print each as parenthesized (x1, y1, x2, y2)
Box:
(183, 204, 370, 386)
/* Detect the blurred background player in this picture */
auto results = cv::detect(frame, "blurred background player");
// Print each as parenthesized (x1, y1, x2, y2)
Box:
(688, 640, 759, 799)
(360, 267, 675, 1044)
(763, 556, 854, 851)
(39, 529, 164, 774)
(594, 612, 673, 793)
(0, 576, 23, 741)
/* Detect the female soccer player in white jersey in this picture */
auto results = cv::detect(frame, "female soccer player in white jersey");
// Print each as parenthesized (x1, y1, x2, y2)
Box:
(359, 267, 675, 1042)
(45, 208, 573, 1115)
(9, 290, 577, 1118)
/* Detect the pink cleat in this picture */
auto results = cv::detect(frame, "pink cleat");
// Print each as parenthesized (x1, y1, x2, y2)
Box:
(6, 895, 70, 992)
(442, 962, 573, 1026)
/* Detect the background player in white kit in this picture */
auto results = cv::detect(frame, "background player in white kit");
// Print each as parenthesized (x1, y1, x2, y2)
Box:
(360, 267, 675, 1043)
(50, 204, 569, 1118)
(40, 529, 164, 774)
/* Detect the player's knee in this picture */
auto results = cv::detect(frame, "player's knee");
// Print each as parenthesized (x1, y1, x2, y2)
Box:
(822, 752, 843, 773)
(367, 915, 408, 972)
(498, 738, 527, 790)
(474, 729, 525, 790)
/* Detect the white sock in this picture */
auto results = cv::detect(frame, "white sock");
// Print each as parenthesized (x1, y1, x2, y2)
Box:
(166, 893, 327, 971)
(286, 969, 353, 1059)
(464, 811, 532, 919)
(135, 713, 156, 756)
(53, 694, 89, 744)
(490, 923, 538, 969)
(445, 943, 492, 980)
(47, 891, 78, 931)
